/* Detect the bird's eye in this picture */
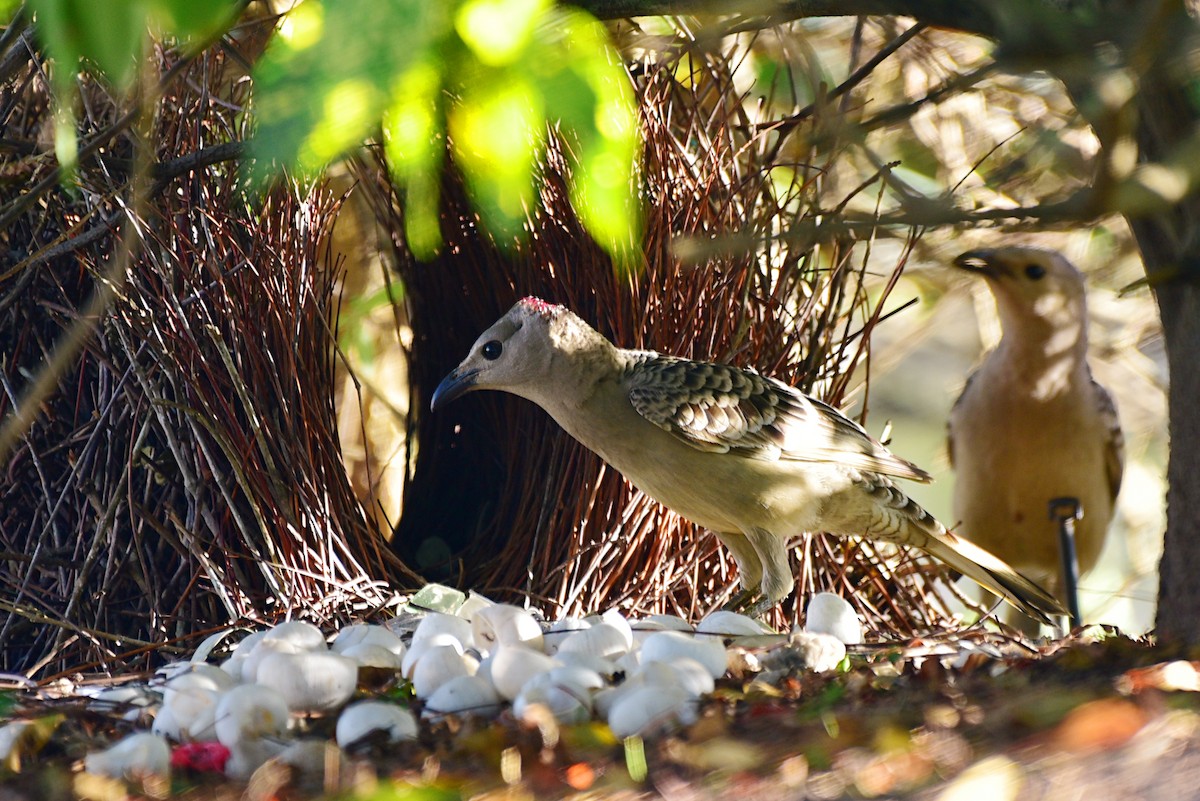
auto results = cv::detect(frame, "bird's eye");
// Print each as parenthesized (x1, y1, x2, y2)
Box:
(481, 340, 503, 360)
(1024, 264, 1046, 280)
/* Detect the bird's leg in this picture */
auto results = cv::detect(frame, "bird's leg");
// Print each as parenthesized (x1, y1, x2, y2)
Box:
(745, 527, 795, 615)
(714, 531, 764, 611)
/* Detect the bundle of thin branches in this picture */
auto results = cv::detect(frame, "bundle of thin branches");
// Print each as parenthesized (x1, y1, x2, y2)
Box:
(374, 38, 959, 634)
(0, 32, 408, 676)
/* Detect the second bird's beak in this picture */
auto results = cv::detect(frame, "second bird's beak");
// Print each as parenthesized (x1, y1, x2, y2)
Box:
(431, 366, 481, 411)
(954, 249, 1004, 277)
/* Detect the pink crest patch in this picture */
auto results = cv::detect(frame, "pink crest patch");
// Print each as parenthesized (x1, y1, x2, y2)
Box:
(518, 296, 561, 317)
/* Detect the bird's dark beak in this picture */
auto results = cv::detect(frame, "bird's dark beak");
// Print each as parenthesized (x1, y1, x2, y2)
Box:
(431, 366, 481, 411)
(954, 249, 1004, 276)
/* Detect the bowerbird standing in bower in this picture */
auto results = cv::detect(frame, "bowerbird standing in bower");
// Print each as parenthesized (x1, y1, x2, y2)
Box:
(949, 246, 1124, 631)
(432, 297, 1063, 624)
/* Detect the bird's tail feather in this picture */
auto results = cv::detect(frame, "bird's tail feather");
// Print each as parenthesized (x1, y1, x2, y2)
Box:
(920, 524, 1063, 625)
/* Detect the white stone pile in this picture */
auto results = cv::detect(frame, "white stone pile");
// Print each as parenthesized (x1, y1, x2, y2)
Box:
(9, 590, 863, 783)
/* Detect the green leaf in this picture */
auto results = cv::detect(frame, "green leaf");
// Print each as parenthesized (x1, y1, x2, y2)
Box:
(31, 0, 146, 91)
(248, 0, 451, 185)
(448, 68, 543, 242)
(454, 0, 547, 66)
(151, 0, 240, 45)
(383, 59, 446, 260)
(537, 8, 642, 265)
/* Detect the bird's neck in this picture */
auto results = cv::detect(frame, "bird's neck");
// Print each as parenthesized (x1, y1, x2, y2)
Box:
(994, 316, 1090, 401)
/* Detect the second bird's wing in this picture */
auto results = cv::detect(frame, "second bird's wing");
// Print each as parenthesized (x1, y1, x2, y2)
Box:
(624, 354, 931, 482)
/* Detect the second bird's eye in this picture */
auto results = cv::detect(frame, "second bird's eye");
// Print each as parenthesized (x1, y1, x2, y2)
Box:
(1024, 264, 1046, 280)
(482, 340, 503, 360)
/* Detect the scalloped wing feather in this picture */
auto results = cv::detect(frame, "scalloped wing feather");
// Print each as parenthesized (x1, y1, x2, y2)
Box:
(625, 354, 932, 482)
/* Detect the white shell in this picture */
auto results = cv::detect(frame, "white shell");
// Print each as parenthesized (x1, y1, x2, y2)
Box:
(788, 630, 847, 673)
(488, 644, 560, 700)
(422, 674, 502, 719)
(606, 685, 697, 739)
(84, 732, 171, 781)
(631, 615, 694, 646)
(256, 651, 358, 714)
(214, 683, 290, 747)
(456, 591, 495, 621)
(553, 651, 620, 680)
(658, 657, 715, 697)
(154, 672, 222, 740)
(411, 613, 474, 649)
(542, 617, 590, 655)
(696, 610, 772, 637)
(239, 638, 306, 687)
(335, 700, 418, 748)
(805, 592, 863, 645)
(471, 604, 544, 653)
(556, 623, 631, 660)
(156, 661, 236, 689)
(411, 645, 478, 698)
(617, 651, 643, 675)
(278, 738, 346, 778)
(600, 610, 635, 650)
(340, 643, 403, 670)
(401, 632, 464, 678)
(513, 683, 590, 725)
(640, 631, 728, 679)
(262, 620, 327, 651)
(225, 739, 287, 780)
(331, 624, 406, 657)
(0, 721, 30, 762)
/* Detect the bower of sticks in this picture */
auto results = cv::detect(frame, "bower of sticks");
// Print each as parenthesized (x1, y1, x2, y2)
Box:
(3, 18, 1043, 682)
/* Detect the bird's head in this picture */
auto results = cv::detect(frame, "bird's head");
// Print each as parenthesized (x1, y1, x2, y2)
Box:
(431, 297, 608, 411)
(953, 246, 1089, 345)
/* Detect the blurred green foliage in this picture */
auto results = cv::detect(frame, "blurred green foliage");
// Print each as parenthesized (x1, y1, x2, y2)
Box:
(25, 0, 236, 174)
(18, 0, 643, 264)
(250, 0, 642, 264)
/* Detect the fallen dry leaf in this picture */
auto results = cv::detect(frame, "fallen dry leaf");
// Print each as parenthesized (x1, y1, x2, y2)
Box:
(1052, 698, 1148, 752)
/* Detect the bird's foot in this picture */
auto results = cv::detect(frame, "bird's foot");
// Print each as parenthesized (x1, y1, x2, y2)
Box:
(723, 587, 760, 614)
(743, 595, 777, 619)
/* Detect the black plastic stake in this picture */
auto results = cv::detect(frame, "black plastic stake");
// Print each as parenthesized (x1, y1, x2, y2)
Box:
(1048, 497, 1083, 630)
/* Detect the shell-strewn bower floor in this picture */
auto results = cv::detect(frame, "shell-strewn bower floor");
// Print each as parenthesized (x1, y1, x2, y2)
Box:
(0, 588, 1188, 801)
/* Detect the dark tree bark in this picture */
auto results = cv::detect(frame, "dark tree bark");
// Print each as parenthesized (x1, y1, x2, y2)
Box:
(579, 0, 1200, 641)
